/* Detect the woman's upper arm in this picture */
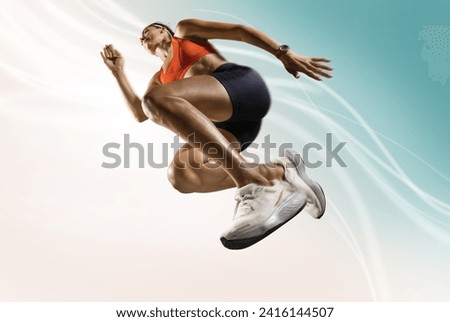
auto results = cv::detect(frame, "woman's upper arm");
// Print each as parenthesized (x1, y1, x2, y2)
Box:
(175, 19, 245, 41)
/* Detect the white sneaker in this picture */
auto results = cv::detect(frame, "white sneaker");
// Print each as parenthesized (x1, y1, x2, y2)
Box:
(220, 180, 306, 250)
(274, 149, 326, 219)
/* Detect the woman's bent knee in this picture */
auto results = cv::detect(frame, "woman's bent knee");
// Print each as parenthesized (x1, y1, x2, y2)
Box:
(167, 163, 200, 193)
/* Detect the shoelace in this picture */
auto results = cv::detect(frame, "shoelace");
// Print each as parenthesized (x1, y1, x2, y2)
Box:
(233, 193, 257, 220)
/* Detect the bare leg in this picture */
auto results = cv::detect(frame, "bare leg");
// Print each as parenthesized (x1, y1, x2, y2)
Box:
(142, 75, 278, 188)
(143, 76, 310, 250)
(167, 130, 285, 193)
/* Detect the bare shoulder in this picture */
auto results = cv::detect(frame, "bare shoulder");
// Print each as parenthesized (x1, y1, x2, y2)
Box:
(146, 71, 161, 93)
(175, 19, 244, 41)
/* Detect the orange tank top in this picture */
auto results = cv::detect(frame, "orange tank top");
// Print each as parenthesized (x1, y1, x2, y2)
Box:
(159, 37, 217, 84)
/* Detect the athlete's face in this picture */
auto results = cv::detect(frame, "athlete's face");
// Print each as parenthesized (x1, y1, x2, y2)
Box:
(140, 26, 166, 53)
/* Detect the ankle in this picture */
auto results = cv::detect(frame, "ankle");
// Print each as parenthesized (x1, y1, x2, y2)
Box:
(237, 176, 271, 188)
(234, 167, 272, 188)
(258, 164, 285, 182)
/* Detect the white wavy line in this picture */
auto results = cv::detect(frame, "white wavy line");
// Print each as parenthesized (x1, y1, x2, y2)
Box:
(191, 8, 257, 27)
(267, 87, 450, 185)
(267, 111, 390, 299)
(268, 102, 450, 240)
(313, 81, 450, 209)
(85, 0, 147, 28)
(74, 0, 143, 36)
(274, 96, 450, 218)
(268, 89, 450, 292)
(326, 200, 380, 300)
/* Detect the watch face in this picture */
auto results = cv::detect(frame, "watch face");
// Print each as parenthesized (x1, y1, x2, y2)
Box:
(280, 45, 290, 51)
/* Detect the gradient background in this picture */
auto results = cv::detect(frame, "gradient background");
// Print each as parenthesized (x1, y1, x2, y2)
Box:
(1, 0, 449, 301)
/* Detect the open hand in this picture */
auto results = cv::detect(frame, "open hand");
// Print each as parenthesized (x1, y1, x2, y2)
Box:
(280, 51, 333, 81)
(100, 44, 124, 73)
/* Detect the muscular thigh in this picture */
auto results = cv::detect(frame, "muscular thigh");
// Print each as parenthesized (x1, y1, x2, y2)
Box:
(150, 75, 233, 122)
(172, 128, 240, 168)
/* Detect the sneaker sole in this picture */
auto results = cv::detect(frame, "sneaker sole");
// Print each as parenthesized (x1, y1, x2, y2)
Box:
(221, 192, 306, 250)
(284, 149, 326, 219)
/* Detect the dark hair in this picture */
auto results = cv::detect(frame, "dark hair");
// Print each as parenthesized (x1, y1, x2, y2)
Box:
(142, 22, 175, 37)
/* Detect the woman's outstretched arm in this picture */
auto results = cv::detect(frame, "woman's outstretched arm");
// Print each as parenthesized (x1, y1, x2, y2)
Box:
(175, 19, 333, 80)
(101, 44, 149, 122)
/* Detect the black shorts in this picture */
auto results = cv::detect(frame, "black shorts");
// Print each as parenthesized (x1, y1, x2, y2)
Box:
(211, 63, 271, 151)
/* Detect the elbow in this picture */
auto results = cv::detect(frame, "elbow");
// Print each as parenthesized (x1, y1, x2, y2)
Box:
(176, 19, 192, 28)
(134, 107, 148, 123)
(234, 23, 248, 42)
(175, 19, 196, 37)
(135, 114, 147, 123)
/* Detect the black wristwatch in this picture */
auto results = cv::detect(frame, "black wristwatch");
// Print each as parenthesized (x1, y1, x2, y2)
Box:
(275, 44, 290, 58)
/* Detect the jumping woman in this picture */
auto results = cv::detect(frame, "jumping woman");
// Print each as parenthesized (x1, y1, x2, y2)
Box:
(101, 19, 332, 249)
